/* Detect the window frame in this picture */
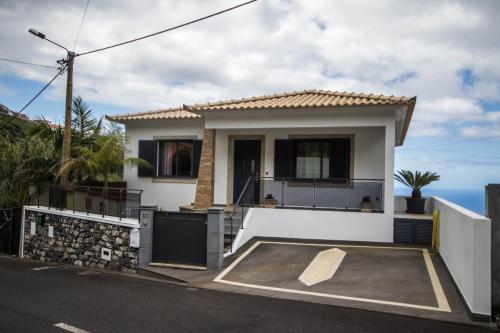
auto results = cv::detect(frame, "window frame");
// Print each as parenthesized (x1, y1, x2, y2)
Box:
(291, 138, 351, 182)
(157, 139, 195, 179)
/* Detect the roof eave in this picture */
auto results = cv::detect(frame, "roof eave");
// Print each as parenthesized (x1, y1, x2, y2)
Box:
(397, 96, 417, 146)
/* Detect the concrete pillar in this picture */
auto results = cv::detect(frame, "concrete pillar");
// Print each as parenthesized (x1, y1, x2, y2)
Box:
(206, 207, 224, 270)
(486, 184, 500, 315)
(138, 207, 156, 268)
(194, 129, 216, 210)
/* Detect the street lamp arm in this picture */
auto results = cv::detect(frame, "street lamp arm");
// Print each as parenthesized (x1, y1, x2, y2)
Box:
(28, 28, 69, 53)
(44, 37, 70, 53)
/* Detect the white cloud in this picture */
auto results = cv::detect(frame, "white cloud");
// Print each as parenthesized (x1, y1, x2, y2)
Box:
(0, 0, 499, 137)
(407, 122, 450, 138)
(416, 97, 483, 123)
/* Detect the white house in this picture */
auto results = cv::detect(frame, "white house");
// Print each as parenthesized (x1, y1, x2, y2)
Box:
(107, 89, 416, 244)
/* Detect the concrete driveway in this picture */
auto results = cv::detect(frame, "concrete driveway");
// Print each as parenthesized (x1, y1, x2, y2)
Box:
(212, 240, 472, 323)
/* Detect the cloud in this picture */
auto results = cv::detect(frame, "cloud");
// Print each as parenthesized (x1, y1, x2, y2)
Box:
(407, 122, 450, 138)
(0, 0, 498, 137)
(416, 97, 483, 123)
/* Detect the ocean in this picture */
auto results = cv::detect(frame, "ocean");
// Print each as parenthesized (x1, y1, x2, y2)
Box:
(394, 188, 486, 216)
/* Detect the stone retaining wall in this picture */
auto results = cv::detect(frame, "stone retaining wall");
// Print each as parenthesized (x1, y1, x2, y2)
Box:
(23, 210, 139, 272)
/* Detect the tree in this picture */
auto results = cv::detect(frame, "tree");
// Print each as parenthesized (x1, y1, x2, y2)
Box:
(59, 128, 151, 188)
(72, 95, 102, 152)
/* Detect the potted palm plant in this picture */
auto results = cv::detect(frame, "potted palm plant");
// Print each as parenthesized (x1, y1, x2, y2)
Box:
(394, 170, 440, 214)
(360, 196, 373, 212)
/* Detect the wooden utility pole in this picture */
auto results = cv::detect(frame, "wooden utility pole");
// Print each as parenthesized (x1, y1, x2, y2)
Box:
(61, 52, 75, 190)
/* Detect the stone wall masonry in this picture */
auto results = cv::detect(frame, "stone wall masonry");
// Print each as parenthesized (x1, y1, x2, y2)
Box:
(194, 129, 216, 210)
(23, 210, 139, 272)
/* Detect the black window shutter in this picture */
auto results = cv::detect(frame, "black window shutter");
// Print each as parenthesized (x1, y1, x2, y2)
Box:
(192, 140, 203, 178)
(274, 140, 293, 178)
(330, 139, 350, 180)
(138, 140, 157, 177)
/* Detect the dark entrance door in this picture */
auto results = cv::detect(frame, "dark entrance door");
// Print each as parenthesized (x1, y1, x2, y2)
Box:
(152, 211, 207, 266)
(233, 140, 261, 204)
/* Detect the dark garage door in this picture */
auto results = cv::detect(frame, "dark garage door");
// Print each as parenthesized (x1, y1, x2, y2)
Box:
(152, 211, 207, 266)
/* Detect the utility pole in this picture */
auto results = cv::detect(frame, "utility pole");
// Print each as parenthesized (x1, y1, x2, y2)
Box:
(61, 52, 75, 190)
(26, 0, 257, 190)
(28, 28, 74, 189)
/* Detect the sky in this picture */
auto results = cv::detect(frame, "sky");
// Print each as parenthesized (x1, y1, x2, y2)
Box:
(0, 0, 499, 191)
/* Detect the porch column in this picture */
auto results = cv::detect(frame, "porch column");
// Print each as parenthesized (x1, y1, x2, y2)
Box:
(194, 129, 216, 210)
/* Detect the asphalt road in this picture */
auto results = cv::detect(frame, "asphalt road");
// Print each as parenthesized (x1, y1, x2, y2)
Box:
(0, 258, 495, 333)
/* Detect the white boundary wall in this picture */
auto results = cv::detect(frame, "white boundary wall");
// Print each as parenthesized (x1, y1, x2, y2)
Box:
(230, 208, 394, 253)
(433, 197, 491, 317)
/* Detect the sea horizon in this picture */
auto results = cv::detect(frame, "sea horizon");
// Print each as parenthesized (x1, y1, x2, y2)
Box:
(394, 187, 486, 216)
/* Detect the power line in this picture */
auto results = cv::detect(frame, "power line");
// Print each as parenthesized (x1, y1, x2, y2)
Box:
(76, 0, 257, 57)
(0, 65, 67, 131)
(73, 0, 90, 52)
(0, 57, 58, 69)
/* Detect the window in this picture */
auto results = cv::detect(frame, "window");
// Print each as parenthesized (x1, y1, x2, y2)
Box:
(274, 138, 350, 180)
(295, 140, 331, 179)
(159, 140, 193, 177)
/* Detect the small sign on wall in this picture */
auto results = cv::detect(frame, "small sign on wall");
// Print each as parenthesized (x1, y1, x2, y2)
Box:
(48, 226, 54, 238)
(101, 247, 112, 261)
(130, 228, 140, 248)
(30, 222, 36, 236)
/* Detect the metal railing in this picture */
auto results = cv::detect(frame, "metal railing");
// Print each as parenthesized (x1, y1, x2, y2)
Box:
(224, 176, 384, 251)
(28, 185, 143, 220)
(224, 176, 255, 252)
(258, 177, 384, 211)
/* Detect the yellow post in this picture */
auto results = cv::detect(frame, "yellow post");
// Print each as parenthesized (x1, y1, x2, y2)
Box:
(432, 210, 440, 253)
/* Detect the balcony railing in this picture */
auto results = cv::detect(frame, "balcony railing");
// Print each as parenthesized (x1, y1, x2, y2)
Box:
(224, 176, 384, 252)
(259, 177, 384, 212)
(27, 185, 143, 220)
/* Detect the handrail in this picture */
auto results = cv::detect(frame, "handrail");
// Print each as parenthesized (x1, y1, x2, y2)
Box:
(258, 176, 384, 212)
(233, 176, 254, 210)
(72, 185, 143, 193)
(258, 176, 384, 182)
(225, 176, 254, 252)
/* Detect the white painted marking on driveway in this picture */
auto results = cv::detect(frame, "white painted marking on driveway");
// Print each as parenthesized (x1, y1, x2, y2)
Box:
(54, 322, 91, 333)
(31, 266, 57, 271)
(299, 248, 346, 286)
(422, 249, 451, 312)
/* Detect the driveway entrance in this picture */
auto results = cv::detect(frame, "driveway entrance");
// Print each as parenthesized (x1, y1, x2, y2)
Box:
(213, 241, 474, 322)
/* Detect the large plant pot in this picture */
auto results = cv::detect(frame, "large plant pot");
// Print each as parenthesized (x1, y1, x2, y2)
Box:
(405, 197, 426, 214)
(360, 201, 373, 213)
(263, 198, 277, 208)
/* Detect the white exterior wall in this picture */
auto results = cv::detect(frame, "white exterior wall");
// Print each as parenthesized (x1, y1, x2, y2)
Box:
(124, 119, 205, 211)
(213, 126, 386, 205)
(433, 197, 491, 317)
(231, 208, 394, 252)
(209, 109, 396, 218)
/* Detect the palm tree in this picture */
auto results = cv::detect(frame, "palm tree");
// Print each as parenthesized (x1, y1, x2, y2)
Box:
(16, 117, 63, 190)
(59, 130, 152, 188)
(394, 170, 440, 198)
(72, 95, 102, 151)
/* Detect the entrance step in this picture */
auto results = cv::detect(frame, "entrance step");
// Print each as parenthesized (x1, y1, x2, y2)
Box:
(138, 266, 189, 283)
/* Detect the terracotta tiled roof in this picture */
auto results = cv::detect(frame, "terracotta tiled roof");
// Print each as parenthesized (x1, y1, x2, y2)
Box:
(191, 89, 415, 111)
(106, 108, 201, 122)
(106, 89, 416, 121)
